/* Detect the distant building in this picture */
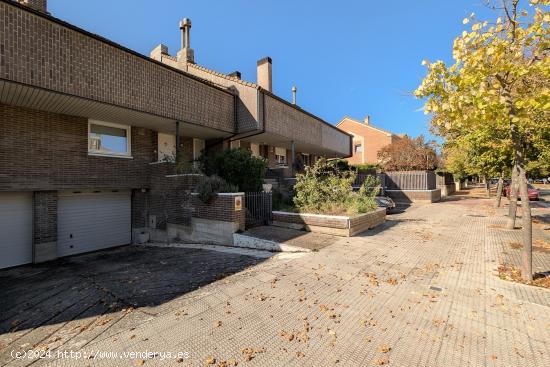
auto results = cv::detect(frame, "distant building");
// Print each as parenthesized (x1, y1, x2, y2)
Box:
(336, 116, 402, 165)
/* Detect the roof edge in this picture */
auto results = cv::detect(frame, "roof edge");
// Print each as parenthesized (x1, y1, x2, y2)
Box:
(336, 116, 399, 137)
(1, 0, 235, 97)
(261, 89, 353, 139)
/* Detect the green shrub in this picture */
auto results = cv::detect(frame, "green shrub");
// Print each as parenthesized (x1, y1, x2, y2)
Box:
(195, 175, 238, 204)
(293, 158, 376, 215)
(353, 195, 378, 213)
(353, 163, 379, 173)
(199, 148, 266, 192)
(360, 175, 381, 198)
(175, 154, 201, 174)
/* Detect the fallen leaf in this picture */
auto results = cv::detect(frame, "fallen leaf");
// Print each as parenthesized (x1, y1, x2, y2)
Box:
(206, 356, 216, 365)
(374, 356, 389, 365)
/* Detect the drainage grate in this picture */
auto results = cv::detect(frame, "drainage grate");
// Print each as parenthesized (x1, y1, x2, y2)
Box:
(429, 286, 443, 292)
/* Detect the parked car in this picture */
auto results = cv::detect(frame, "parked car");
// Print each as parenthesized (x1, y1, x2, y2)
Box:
(504, 183, 539, 200)
(375, 196, 396, 213)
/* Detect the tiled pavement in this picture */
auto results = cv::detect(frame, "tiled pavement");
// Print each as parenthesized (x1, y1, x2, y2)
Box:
(1, 195, 549, 366)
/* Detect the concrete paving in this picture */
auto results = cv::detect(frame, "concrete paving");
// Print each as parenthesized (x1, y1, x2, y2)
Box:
(1, 193, 549, 367)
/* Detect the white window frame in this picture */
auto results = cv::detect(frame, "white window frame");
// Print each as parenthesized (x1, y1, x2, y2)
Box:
(88, 120, 132, 158)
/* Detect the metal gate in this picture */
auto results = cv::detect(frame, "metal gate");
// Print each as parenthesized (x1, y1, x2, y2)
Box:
(245, 192, 273, 228)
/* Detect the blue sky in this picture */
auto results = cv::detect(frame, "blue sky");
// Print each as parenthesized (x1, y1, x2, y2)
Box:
(49, 0, 495, 139)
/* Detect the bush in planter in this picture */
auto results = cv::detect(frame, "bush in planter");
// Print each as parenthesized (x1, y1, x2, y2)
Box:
(293, 158, 376, 215)
(360, 174, 381, 198)
(199, 148, 267, 192)
(195, 175, 238, 204)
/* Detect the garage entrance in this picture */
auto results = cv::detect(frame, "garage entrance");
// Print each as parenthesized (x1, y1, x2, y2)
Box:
(0, 192, 33, 269)
(57, 190, 131, 257)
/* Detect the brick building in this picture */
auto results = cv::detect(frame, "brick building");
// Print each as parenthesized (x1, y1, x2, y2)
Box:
(0, 0, 351, 268)
(336, 116, 402, 166)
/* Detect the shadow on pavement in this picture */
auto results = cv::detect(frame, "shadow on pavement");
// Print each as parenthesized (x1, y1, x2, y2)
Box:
(0, 245, 265, 335)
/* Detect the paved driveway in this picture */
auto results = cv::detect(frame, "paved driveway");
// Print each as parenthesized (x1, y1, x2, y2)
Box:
(0, 245, 265, 366)
(1, 195, 549, 367)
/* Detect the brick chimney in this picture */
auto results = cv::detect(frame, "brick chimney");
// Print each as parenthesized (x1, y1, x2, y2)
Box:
(257, 57, 272, 92)
(177, 18, 194, 68)
(150, 44, 169, 61)
(18, 0, 47, 13)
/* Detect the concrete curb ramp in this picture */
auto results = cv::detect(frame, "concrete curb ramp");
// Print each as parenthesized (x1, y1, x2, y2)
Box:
(233, 233, 311, 253)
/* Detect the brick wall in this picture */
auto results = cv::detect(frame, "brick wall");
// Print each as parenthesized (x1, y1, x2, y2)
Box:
(263, 94, 350, 157)
(33, 190, 57, 245)
(191, 194, 245, 231)
(337, 118, 393, 165)
(0, 104, 156, 191)
(0, 0, 235, 133)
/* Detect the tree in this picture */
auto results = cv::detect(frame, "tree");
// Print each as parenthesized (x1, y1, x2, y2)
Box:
(441, 124, 513, 198)
(377, 135, 439, 171)
(415, 0, 550, 281)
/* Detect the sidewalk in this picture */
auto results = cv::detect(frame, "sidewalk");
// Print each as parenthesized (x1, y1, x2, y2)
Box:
(7, 195, 550, 367)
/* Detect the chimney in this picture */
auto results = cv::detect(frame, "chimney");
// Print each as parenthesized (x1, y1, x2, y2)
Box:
(363, 115, 371, 124)
(177, 18, 194, 66)
(291, 86, 297, 105)
(150, 44, 169, 61)
(257, 57, 272, 92)
(228, 71, 241, 80)
(18, 0, 47, 13)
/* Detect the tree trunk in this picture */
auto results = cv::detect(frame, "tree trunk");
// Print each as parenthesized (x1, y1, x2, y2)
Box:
(484, 176, 491, 198)
(518, 165, 533, 281)
(494, 175, 504, 208)
(506, 164, 519, 229)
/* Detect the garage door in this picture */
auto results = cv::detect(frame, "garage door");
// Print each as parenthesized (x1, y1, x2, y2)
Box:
(0, 192, 33, 269)
(57, 190, 131, 257)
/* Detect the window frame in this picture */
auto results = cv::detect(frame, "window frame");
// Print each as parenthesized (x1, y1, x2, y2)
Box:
(88, 120, 132, 158)
(275, 154, 287, 166)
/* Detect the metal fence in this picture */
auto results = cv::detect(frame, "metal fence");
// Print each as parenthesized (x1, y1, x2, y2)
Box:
(244, 192, 273, 229)
(355, 173, 386, 195)
(384, 171, 436, 190)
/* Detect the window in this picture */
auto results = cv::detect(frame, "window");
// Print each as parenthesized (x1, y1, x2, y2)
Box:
(355, 144, 363, 153)
(302, 153, 311, 166)
(88, 120, 131, 157)
(275, 154, 287, 166)
(275, 147, 287, 166)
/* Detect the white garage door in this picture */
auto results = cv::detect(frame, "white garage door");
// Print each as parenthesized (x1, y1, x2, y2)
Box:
(0, 192, 33, 269)
(57, 190, 131, 257)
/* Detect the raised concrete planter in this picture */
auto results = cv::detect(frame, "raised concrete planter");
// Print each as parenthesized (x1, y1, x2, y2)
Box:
(437, 184, 456, 197)
(386, 189, 441, 203)
(272, 208, 386, 237)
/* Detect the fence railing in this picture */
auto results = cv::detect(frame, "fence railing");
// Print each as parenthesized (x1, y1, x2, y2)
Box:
(384, 171, 436, 190)
(244, 192, 272, 229)
(354, 173, 386, 196)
